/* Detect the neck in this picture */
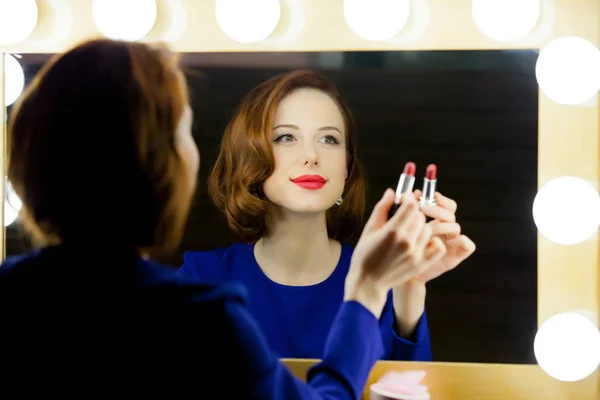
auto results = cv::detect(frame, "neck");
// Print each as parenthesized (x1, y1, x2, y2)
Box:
(255, 209, 341, 286)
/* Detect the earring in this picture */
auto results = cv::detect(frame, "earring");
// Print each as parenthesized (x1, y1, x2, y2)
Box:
(336, 196, 343, 206)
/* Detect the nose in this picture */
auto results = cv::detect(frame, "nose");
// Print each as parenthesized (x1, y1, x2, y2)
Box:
(303, 142, 318, 167)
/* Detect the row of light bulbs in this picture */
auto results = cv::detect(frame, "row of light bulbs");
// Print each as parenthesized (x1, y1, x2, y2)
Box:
(0, 0, 547, 44)
(2, 0, 600, 107)
(2, 0, 600, 384)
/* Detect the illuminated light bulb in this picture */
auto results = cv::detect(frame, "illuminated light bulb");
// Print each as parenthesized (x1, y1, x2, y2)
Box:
(472, 0, 541, 42)
(215, 0, 281, 43)
(0, 0, 38, 45)
(343, 0, 410, 41)
(4, 54, 25, 107)
(92, 0, 157, 41)
(532, 176, 600, 245)
(534, 312, 600, 381)
(535, 36, 600, 105)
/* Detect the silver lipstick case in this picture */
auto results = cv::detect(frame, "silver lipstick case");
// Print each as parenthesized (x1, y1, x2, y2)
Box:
(419, 177, 437, 207)
(394, 174, 416, 202)
(388, 173, 417, 220)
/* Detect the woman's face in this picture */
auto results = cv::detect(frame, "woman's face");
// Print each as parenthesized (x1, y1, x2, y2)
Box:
(263, 88, 348, 215)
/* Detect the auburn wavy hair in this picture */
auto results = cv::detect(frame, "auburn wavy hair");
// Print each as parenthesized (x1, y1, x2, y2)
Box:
(7, 38, 192, 257)
(208, 70, 367, 243)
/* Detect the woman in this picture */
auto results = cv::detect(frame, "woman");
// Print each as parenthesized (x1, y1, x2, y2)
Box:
(179, 70, 476, 361)
(0, 39, 447, 398)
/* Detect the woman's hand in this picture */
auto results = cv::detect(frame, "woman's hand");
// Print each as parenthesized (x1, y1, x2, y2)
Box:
(413, 190, 476, 283)
(391, 191, 476, 338)
(344, 189, 447, 319)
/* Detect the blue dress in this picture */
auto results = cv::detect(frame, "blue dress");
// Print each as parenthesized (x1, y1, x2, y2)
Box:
(179, 242, 432, 361)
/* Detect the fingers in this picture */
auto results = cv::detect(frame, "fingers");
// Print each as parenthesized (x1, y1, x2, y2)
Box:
(415, 222, 432, 254)
(387, 192, 420, 231)
(414, 190, 457, 213)
(434, 192, 457, 213)
(421, 204, 456, 223)
(429, 221, 461, 239)
(363, 188, 395, 234)
(390, 193, 425, 247)
(405, 204, 427, 244)
(446, 235, 476, 260)
(423, 236, 446, 263)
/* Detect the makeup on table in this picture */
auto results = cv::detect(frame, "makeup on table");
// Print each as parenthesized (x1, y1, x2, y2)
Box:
(388, 162, 438, 220)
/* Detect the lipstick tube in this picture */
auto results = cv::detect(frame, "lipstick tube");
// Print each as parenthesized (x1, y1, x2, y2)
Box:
(388, 161, 416, 220)
(419, 164, 437, 207)
(419, 164, 437, 222)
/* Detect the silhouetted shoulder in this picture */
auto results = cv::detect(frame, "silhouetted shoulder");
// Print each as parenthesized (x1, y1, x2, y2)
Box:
(0, 245, 249, 308)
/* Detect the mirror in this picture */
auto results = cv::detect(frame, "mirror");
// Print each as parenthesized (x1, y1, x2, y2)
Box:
(6, 49, 538, 364)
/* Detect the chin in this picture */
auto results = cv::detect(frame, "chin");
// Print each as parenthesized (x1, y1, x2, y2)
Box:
(278, 198, 337, 215)
(265, 183, 343, 214)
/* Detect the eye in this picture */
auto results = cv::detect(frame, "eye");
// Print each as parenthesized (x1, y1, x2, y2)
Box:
(274, 133, 296, 143)
(320, 135, 341, 145)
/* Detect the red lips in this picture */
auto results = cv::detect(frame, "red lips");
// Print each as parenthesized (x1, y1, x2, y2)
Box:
(291, 174, 327, 190)
(292, 174, 326, 183)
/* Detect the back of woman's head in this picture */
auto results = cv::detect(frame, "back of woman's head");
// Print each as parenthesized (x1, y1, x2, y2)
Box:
(8, 38, 193, 256)
(209, 70, 367, 243)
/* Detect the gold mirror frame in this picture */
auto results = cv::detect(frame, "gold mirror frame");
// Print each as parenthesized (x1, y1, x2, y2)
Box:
(1, 1, 598, 398)
(0, 53, 5, 260)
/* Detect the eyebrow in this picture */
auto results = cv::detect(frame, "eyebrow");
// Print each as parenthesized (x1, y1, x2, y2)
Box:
(273, 124, 342, 134)
(318, 126, 342, 134)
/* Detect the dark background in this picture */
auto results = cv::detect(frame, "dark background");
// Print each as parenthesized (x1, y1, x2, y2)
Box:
(7, 49, 539, 364)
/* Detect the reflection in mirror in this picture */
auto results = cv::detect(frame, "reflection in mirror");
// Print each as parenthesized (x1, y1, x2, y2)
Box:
(6, 49, 538, 365)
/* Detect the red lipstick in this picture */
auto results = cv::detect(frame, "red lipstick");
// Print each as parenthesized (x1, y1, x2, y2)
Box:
(419, 164, 437, 207)
(291, 174, 327, 190)
(388, 161, 416, 219)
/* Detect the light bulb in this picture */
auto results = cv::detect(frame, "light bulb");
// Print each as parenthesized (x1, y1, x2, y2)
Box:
(534, 312, 600, 381)
(4, 54, 25, 107)
(532, 176, 600, 245)
(215, 0, 281, 43)
(343, 0, 410, 42)
(0, 0, 38, 45)
(92, 0, 157, 41)
(535, 36, 600, 105)
(4, 179, 21, 227)
(472, 0, 540, 42)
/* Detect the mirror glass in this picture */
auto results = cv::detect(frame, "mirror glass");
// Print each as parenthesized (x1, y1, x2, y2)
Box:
(6, 49, 538, 364)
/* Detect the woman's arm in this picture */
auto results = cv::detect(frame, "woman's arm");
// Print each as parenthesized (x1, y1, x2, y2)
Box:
(392, 282, 427, 339)
(382, 190, 475, 361)
(380, 288, 433, 361)
(220, 295, 385, 399)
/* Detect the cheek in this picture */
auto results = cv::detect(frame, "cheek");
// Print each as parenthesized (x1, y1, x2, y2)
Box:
(177, 137, 200, 185)
(186, 139, 200, 173)
(263, 151, 285, 198)
(331, 151, 348, 180)
(271, 149, 293, 177)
